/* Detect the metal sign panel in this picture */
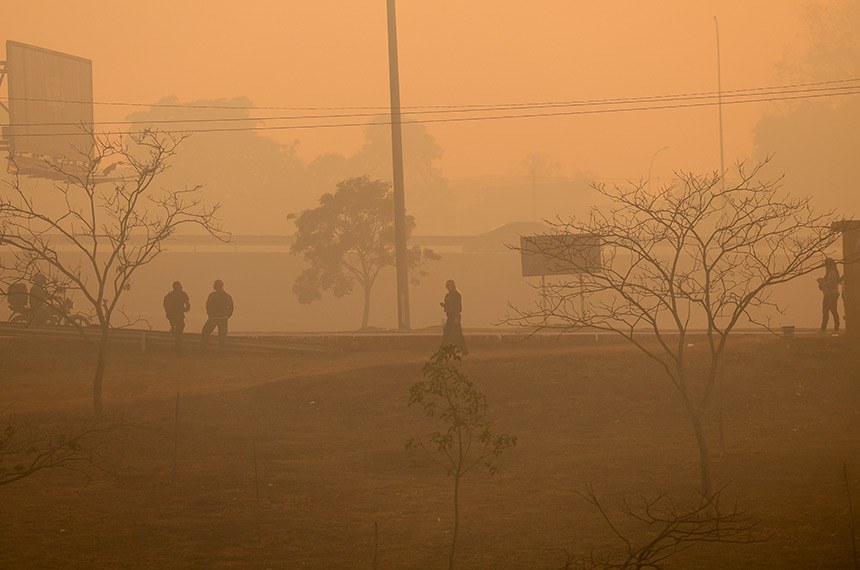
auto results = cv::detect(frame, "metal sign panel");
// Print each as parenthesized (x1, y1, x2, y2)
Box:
(520, 234, 602, 277)
(6, 41, 93, 172)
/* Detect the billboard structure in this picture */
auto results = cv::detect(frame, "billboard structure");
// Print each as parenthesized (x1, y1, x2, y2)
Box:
(1, 41, 94, 178)
(833, 220, 860, 338)
(520, 233, 602, 278)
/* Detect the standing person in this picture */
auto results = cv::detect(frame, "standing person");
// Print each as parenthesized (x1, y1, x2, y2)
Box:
(201, 279, 234, 350)
(817, 258, 842, 334)
(163, 281, 191, 355)
(440, 279, 468, 355)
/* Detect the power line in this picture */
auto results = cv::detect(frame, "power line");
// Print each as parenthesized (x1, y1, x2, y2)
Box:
(2, 76, 858, 113)
(5, 81, 860, 129)
(412, 76, 860, 111)
(6, 86, 860, 138)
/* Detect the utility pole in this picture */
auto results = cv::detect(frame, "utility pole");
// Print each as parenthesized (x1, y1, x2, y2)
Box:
(386, 0, 411, 330)
(714, 16, 726, 190)
(714, 16, 727, 456)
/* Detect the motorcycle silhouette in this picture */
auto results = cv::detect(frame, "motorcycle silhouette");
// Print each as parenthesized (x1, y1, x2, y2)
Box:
(6, 282, 91, 328)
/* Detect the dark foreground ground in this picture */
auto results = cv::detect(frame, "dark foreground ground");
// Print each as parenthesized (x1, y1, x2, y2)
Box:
(1, 333, 859, 569)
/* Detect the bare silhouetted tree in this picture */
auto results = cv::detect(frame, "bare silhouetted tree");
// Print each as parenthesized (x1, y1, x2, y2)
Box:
(0, 129, 226, 416)
(505, 160, 839, 495)
(555, 485, 760, 569)
(0, 409, 122, 487)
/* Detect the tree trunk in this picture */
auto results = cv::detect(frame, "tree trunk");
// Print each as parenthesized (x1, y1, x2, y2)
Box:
(449, 473, 460, 570)
(92, 327, 110, 417)
(361, 284, 371, 329)
(690, 412, 712, 497)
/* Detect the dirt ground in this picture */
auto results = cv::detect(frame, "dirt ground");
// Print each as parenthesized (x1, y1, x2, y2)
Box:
(1, 333, 859, 569)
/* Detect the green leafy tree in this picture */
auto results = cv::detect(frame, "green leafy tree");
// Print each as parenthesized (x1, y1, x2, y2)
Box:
(407, 346, 517, 570)
(289, 175, 438, 329)
(304, 121, 457, 232)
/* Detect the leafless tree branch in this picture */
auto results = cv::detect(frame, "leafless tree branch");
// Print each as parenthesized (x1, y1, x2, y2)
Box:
(502, 160, 841, 494)
(1, 128, 228, 415)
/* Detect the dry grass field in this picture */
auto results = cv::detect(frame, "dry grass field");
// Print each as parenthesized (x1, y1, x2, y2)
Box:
(1, 332, 859, 569)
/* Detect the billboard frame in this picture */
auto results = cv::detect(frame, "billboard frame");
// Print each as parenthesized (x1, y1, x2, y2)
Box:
(520, 233, 602, 278)
(3, 40, 94, 178)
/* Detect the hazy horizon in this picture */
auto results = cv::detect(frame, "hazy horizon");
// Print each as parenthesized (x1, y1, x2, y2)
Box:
(1, 1, 858, 332)
(3, 1, 856, 217)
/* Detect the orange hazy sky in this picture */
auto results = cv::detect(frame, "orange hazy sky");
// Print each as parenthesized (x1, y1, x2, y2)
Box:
(1, 1, 816, 181)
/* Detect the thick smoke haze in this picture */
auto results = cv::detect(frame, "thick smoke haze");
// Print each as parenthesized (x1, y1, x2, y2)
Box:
(2, 2, 852, 184)
(1, 0, 857, 331)
(2, 4, 860, 569)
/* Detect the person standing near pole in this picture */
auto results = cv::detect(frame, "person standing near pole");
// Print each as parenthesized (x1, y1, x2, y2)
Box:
(163, 281, 191, 356)
(440, 279, 468, 355)
(201, 279, 234, 351)
(817, 258, 843, 335)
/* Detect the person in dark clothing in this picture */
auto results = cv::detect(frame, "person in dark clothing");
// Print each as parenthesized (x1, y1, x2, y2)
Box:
(440, 279, 468, 355)
(163, 281, 191, 355)
(201, 279, 234, 350)
(817, 258, 842, 334)
(29, 274, 52, 325)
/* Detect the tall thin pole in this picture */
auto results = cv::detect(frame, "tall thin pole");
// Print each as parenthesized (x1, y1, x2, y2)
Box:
(387, 0, 411, 330)
(714, 16, 726, 457)
(714, 16, 726, 190)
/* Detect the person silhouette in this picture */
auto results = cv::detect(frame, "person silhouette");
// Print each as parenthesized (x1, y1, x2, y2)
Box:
(817, 258, 842, 334)
(201, 279, 234, 350)
(440, 279, 468, 355)
(163, 281, 191, 355)
(29, 274, 52, 325)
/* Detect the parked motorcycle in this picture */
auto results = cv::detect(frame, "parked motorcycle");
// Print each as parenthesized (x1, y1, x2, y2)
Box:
(5, 282, 91, 327)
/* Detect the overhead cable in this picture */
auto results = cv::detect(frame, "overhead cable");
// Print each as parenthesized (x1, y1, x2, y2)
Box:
(7, 85, 860, 138)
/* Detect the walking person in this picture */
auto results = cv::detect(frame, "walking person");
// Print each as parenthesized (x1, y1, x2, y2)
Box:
(163, 281, 191, 355)
(201, 279, 234, 351)
(440, 279, 468, 355)
(817, 258, 842, 334)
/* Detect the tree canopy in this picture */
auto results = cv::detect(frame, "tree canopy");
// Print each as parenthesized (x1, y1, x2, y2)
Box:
(290, 175, 438, 329)
(753, 1, 860, 214)
(126, 97, 306, 233)
(304, 121, 455, 233)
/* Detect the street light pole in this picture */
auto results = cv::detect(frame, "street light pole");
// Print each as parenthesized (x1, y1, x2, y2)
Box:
(647, 145, 670, 192)
(386, 0, 410, 330)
